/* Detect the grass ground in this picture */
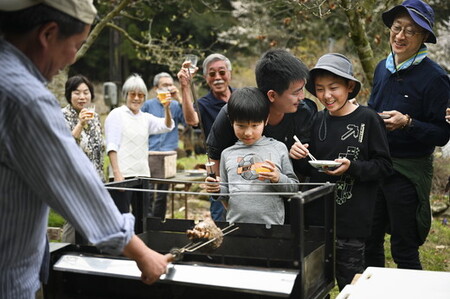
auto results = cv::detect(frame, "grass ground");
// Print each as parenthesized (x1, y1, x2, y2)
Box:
(329, 217, 450, 298)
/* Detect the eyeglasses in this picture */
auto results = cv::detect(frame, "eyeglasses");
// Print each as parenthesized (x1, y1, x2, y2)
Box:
(208, 70, 227, 77)
(128, 91, 145, 99)
(390, 24, 424, 38)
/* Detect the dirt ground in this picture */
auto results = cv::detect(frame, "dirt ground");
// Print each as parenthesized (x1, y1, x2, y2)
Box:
(165, 194, 211, 221)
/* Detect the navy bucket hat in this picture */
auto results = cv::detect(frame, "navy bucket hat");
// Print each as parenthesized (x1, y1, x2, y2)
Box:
(306, 53, 361, 100)
(382, 0, 436, 44)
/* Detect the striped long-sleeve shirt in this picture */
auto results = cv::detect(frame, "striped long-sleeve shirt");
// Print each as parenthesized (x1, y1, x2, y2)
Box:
(0, 39, 135, 298)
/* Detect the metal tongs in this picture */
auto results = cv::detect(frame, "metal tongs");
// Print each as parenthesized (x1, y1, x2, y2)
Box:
(170, 224, 239, 261)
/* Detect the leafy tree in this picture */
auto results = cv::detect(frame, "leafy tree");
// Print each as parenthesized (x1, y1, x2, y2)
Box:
(217, 0, 449, 102)
(72, 0, 236, 82)
(50, 0, 237, 103)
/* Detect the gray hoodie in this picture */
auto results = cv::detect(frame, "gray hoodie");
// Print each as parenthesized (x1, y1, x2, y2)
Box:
(219, 136, 299, 224)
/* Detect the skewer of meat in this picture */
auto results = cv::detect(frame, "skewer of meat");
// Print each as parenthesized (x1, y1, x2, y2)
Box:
(186, 218, 224, 250)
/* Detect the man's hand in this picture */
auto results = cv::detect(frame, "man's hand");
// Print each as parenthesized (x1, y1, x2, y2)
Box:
(380, 110, 410, 131)
(122, 235, 173, 285)
(139, 251, 173, 285)
(177, 61, 198, 88)
(169, 85, 181, 103)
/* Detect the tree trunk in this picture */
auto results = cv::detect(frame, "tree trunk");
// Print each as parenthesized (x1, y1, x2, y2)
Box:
(340, 0, 376, 88)
(48, 0, 133, 104)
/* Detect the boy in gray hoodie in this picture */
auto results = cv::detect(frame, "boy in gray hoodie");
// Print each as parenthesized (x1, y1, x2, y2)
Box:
(205, 87, 299, 224)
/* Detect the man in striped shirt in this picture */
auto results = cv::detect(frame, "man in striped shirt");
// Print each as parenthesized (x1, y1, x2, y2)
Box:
(0, 1, 171, 298)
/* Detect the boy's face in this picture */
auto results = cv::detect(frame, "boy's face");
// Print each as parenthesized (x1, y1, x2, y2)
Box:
(232, 120, 265, 146)
(268, 80, 305, 114)
(314, 74, 355, 116)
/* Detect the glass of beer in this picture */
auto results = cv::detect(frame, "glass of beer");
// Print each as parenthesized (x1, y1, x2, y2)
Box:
(157, 89, 171, 104)
(85, 104, 95, 119)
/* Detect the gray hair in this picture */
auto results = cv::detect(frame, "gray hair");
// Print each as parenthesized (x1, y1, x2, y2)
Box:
(153, 72, 173, 87)
(122, 73, 148, 100)
(202, 53, 232, 75)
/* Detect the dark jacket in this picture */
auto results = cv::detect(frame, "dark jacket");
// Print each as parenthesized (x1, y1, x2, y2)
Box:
(368, 57, 450, 158)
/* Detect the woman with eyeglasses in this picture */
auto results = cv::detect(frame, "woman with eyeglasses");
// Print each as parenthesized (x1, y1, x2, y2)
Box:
(105, 74, 174, 214)
(366, 0, 450, 270)
(61, 75, 106, 243)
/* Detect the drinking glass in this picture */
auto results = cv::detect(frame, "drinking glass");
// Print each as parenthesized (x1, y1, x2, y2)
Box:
(157, 89, 171, 104)
(185, 54, 198, 74)
(85, 104, 95, 119)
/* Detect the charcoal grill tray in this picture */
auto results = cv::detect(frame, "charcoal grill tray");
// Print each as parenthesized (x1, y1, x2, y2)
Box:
(53, 252, 299, 297)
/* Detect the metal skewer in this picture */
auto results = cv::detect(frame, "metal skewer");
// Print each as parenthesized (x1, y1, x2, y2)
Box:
(293, 135, 317, 161)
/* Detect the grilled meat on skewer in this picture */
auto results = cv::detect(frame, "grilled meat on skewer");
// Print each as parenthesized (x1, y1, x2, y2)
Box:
(186, 218, 224, 250)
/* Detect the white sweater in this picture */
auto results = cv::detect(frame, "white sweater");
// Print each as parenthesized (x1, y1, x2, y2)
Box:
(105, 105, 174, 178)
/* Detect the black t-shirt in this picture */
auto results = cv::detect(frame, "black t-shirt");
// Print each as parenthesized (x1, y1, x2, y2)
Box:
(305, 106, 392, 238)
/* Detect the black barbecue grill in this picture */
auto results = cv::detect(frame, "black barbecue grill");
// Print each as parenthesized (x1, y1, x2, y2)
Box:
(44, 178, 336, 299)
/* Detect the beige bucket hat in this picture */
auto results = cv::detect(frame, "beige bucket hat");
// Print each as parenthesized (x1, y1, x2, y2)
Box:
(0, 0, 97, 25)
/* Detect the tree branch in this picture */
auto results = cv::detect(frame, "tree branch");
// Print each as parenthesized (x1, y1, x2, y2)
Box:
(106, 22, 149, 48)
(340, 0, 375, 87)
(75, 0, 133, 61)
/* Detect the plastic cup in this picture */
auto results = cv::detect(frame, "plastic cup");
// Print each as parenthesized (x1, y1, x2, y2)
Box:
(254, 162, 270, 174)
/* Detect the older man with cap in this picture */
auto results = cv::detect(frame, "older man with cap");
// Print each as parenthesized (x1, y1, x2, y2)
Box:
(0, 1, 171, 297)
(365, 0, 450, 270)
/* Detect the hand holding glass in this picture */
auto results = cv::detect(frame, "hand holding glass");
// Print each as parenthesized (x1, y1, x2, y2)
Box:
(185, 54, 198, 74)
(85, 104, 95, 120)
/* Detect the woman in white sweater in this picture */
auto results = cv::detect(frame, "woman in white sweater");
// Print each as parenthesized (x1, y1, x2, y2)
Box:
(105, 74, 174, 213)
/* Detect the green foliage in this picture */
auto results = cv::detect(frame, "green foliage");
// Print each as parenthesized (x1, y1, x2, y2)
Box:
(176, 154, 208, 171)
(48, 209, 65, 227)
(72, 0, 450, 91)
(76, 0, 237, 82)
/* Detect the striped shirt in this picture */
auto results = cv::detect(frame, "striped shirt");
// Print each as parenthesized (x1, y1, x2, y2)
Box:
(0, 39, 135, 298)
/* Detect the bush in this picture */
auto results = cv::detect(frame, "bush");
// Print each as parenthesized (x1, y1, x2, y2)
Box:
(48, 209, 65, 227)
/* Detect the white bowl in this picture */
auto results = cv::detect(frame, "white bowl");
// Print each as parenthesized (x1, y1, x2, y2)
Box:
(185, 169, 207, 176)
(308, 160, 342, 171)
